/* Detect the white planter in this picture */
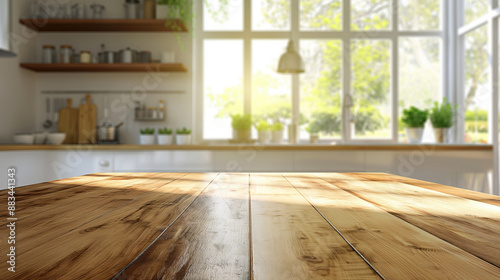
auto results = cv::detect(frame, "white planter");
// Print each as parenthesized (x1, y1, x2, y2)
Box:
(258, 131, 271, 144)
(157, 134, 174, 145)
(176, 135, 191, 145)
(309, 134, 319, 144)
(272, 130, 283, 144)
(140, 134, 155, 145)
(433, 128, 450, 143)
(156, 4, 179, 19)
(405, 127, 424, 144)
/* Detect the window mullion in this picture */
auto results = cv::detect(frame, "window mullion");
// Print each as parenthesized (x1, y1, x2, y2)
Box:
(343, 0, 352, 142)
(391, 0, 399, 142)
(244, 0, 252, 115)
(291, 0, 300, 140)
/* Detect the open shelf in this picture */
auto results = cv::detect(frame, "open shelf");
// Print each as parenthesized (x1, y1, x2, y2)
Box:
(19, 19, 188, 32)
(20, 63, 188, 72)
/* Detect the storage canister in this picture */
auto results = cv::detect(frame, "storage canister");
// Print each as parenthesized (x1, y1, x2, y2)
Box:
(80, 51, 92, 63)
(42, 45, 56, 63)
(59, 45, 73, 64)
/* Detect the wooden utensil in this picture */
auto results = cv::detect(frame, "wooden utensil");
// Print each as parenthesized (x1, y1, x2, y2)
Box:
(78, 94, 97, 144)
(58, 99, 79, 144)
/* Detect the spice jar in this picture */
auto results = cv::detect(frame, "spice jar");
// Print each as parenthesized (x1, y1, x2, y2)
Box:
(59, 45, 73, 64)
(80, 51, 92, 64)
(42, 45, 56, 64)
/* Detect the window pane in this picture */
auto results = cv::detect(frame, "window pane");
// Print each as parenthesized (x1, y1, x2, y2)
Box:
(351, 40, 391, 139)
(252, 0, 290, 31)
(204, 40, 243, 139)
(399, 37, 442, 142)
(464, 25, 490, 144)
(351, 0, 391, 30)
(398, 0, 441, 30)
(300, 0, 342, 31)
(252, 40, 291, 127)
(464, 0, 490, 26)
(300, 40, 342, 139)
(204, 0, 243, 31)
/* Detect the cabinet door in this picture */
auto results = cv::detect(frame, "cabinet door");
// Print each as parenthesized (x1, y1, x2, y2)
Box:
(45, 150, 114, 181)
(114, 151, 213, 172)
(0, 151, 48, 189)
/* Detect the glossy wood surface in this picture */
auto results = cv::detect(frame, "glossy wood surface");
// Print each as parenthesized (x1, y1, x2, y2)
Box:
(1, 173, 499, 280)
(20, 63, 188, 73)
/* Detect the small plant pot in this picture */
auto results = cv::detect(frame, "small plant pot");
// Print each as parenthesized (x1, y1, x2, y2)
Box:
(234, 129, 251, 142)
(309, 133, 319, 144)
(176, 135, 191, 145)
(433, 128, 449, 143)
(157, 134, 173, 145)
(140, 134, 155, 145)
(156, 4, 179, 19)
(405, 127, 424, 144)
(258, 131, 271, 144)
(272, 130, 283, 144)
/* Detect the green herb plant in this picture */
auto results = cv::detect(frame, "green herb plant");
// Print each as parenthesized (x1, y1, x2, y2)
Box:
(429, 98, 455, 128)
(140, 128, 155, 135)
(176, 127, 192, 135)
(402, 106, 428, 128)
(158, 128, 173, 135)
(255, 120, 271, 131)
(231, 114, 252, 131)
(271, 122, 284, 131)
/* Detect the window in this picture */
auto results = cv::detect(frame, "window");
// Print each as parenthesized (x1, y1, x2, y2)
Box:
(197, 0, 444, 143)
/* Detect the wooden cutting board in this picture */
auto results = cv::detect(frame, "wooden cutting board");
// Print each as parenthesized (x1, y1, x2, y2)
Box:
(58, 99, 79, 144)
(78, 94, 97, 144)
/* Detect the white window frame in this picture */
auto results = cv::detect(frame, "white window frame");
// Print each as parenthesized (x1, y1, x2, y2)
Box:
(195, 0, 448, 144)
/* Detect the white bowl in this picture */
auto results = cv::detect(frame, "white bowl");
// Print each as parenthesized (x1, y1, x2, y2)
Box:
(14, 134, 35, 144)
(47, 132, 66, 145)
(34, 132, 48, 144)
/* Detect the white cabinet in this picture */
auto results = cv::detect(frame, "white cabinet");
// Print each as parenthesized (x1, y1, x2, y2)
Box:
(114, 151, 213, 172)
(0, 151, 47, 189)
(45, 150, 114, 181)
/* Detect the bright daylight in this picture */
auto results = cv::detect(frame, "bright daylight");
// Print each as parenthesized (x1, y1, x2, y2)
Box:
(0, 0, 500, 279)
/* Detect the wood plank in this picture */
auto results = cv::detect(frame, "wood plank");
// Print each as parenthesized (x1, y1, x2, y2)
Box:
(19, 19, 188, 32)
(2, 173, 187, 258)
(0, 173, 218, 280)
(317, 173, 500, 267)
(58, 98, 79, 144)
(78, 94, 97, 144)
(0, 173, 183, 226)
(20, 63, 188, 72)
(285, 173, 500, 279)
(346, 172, 500, 207)
(250, 173, 380, 280)
(116, 173, 250, 279)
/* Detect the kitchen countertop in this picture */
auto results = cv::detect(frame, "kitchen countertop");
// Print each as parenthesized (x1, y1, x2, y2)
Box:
(0, 144, 493, 151)
(1, 172, 499, 279)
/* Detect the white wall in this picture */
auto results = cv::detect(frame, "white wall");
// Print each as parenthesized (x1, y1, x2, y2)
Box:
(1, 0, 194, 144)
(0, 0, 37, 144)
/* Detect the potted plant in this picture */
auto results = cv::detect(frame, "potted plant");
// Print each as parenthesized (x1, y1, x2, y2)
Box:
(157, 127, 174, 145)
(156, 0, 182, 19)
(271, 122, 284, 144)
(401, 106, 428, 144)
(429, 98, 455, 143)
(176, 127, 192, 145)
(231, 114, 252, 142)
(139, 128, 155, 145)
(306, 125, 319, 144)
(255, 120, 271, 144)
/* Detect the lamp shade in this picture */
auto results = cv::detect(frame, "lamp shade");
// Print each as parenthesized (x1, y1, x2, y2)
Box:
(277, 40, 304, 74)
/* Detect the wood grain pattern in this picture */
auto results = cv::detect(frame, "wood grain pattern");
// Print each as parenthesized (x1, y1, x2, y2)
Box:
(346, 172, 500, 207)
(1, 173, 217, 280)
(316, 173, 500, 267)
(285, 173, 500, 279)
(250, 173, 380, 280)
(58, 99, 79, 144)
(1, 172, 499, 280)
(78, 95, 97, 144)
(116, 173, 250, 280)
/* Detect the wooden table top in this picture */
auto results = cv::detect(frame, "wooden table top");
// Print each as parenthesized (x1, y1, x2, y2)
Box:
(1, 172, 499, 279)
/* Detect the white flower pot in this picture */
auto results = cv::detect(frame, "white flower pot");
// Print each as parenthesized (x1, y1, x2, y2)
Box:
(433, 128, 450, 143)
(140, 134, 155, 145)
(258, 131, 271, 144)
(309, 134, 319, 144)
(272, 130, 283, 144)
(405, 127, 424, 144)
(157, 134, 173, 145)
(176, 135, 191, 145)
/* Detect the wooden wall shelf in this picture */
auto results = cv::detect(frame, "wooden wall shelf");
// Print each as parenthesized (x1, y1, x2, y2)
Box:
(19, 19, 188, 32)
(20, 63, 188, 72)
